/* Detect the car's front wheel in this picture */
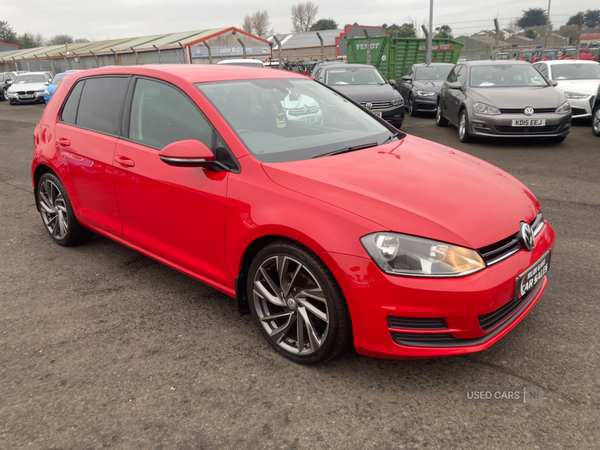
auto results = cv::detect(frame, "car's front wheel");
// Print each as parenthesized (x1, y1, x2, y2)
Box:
(458, 109, 473, 143)
(247, 239, 351, 364)
(408, 95, 417, 117)
(436, 101, 448, 127)
(37, 173, 94, 246)
(593, 105, 600, 137)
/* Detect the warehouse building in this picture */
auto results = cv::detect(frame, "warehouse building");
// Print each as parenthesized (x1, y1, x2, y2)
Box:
(0, 28, 271, 73)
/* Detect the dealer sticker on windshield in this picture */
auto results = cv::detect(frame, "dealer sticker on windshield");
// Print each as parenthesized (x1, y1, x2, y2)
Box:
(514, 250, 551, 300)
(512, 119, 546, 126)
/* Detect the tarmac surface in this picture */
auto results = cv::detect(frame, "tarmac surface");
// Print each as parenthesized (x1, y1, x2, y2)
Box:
(0, 101, 598, 449)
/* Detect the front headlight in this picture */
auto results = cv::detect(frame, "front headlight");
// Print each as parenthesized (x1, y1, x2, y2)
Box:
(417, 90, 436, 97)
(44, 90, 50, 95)
(36, 89, 46, 93)
(555, 101, 571, 114)
(563, 91, 588, 100)
(361, 232, 486, 277)
(391, 97, 403, 106)
(473, 102, 501, 115)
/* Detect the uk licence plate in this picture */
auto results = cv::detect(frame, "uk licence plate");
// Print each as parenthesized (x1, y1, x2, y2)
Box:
(514, 250, 551, 300)
(511, 119, 546, 126)
(21, 94, 34, 99)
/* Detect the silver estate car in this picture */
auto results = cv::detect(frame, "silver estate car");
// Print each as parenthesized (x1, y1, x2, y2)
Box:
(6, 72, 51, 105)
(436, 60, 572, 143)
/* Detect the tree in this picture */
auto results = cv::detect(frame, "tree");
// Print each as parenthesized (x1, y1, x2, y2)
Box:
(566, 14, 579, 25)
(241, 11, 272, 36)
(434, 25, 453, 39)
(524, 28, 538, 39)
(74, 38, 90, 43)
(0, 20, 18, 45)
(583, 9, 600, 28)
(310, 18, 338, 31)
(291, 2, 319, 33)
(48, 34, 74, 46)
(517, 8, 547, 29)
(242, 15, 253, 33)
(17, 32, 45, 49)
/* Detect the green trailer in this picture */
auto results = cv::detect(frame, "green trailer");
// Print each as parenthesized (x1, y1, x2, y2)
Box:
(346, 36, 463, 81)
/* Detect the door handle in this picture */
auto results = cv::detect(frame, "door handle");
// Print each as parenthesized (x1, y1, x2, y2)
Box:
(115, 155, 135, 167)
(57, 138, 71, 147)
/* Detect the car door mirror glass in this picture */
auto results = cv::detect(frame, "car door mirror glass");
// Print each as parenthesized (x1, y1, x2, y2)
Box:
(401, 75, 411, 81)
(448, 82, 462, 90)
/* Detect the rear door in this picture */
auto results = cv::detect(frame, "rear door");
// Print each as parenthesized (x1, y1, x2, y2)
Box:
(54, 76, 130, 237)
(113, 77, 230, 284)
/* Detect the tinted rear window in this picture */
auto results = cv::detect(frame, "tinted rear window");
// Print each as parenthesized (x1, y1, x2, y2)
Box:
(76, 77, 129, 135)
(61, 81, 84, 124)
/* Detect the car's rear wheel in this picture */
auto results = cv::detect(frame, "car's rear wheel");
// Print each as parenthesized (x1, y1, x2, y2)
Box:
(37, 173, 94, 246)
(458, 110, 473, 143)
(436, 101, 448, 127)
(593, 106, 600, 137)
(247, 239, 351, 364)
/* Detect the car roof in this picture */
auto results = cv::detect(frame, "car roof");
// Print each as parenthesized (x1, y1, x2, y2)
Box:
(15, 71, 48, 76)
(322, 63, 374, 70)
(62, 64, 307, 84)
(411, 63, 455, 67)
(461, 60, 534, 67)
(217, 59, 263, 64)
(542, 60, 599, 65)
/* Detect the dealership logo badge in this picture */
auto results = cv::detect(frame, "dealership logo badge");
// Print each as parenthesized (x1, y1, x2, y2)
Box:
(519, 222, 535, 251)
(524, 107, 534, 116)
(365, 102, 373, 110)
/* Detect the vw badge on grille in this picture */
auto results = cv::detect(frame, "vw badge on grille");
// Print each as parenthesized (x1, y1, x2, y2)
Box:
(524, 107, 534, 116)
(366, 102, 373, 110)
(519, 222, 535, 251)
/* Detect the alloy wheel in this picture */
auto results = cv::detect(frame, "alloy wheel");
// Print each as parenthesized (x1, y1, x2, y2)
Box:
(252, 255, 329, 356)
(459, 114, 466, 139)
(38, 179, 69, 240)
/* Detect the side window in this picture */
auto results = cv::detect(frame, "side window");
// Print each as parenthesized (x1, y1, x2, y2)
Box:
(77, 77, 129, 135)
(60, 80, 85, 125)
(129, 78, 212, 150)
(455, 66, 466, 88)
(447, 67, 458, 83)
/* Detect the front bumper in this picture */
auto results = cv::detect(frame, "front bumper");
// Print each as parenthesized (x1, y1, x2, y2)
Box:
(7, 91, 45, 103)
(381, 105, 405, 127)
(469, 111, 571, 138)
(322, 222, 555, 359)
(412, 95, 438, 113)
(566, 96, 593, 118)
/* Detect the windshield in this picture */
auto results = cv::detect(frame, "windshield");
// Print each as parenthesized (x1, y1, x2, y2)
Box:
(51, 73, 67, 84)
(14, 74, 46, 84)
(196, 78, 397, 163)
(415, 66, 453, 81)
(470, 65, 548, 87)
(324, 67, 386, 86)
(552, 63, 600, 80)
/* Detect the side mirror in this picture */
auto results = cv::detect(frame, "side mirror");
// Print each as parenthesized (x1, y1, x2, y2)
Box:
(159, 139, 215, 168)
(401, 75, 411, 81)
(6, 80, 12, 85)
(448, 82, 462, 90)
(389, 79, 396, 86)
(44, 81, 49, 86)
(550, 80, 558, 87)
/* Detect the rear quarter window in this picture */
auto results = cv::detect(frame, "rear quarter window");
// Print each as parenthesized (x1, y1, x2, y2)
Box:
(76, 77, 129, 135)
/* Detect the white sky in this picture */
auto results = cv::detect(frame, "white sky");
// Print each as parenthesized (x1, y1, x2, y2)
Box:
(4, 0, 598, 42)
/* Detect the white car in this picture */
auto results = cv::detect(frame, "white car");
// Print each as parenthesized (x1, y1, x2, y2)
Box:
(6, 72, 51, 105)
(216, 59, 264, 68)
(534, 60, 600, 119)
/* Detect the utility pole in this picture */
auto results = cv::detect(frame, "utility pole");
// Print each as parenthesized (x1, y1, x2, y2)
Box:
(544, 0, 551, 49)
(494, 18, 500, 60)
(575, 13, 582, 60)
(426, 0, 434, 64)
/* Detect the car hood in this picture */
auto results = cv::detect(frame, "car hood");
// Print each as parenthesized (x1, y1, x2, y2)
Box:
(413, 79, 445, 92)
(553, 79, 599, 96)
(469, 86, 566, 108)
(8, 82, 47, 92)
(330, 83, 399, 102)
(262, 135, 539, 249)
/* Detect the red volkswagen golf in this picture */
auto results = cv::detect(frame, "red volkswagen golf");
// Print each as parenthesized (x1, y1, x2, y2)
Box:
(31, 65, 555, 364)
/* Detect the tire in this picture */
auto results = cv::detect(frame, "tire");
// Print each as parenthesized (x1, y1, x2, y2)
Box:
(0, 88, 6, 101)
(37, 172, 94, 246)
(408, 95, 417, 117)
(436, 101, 448, 127)
(593, 106, 600, 137)
(247, 239, 351, 364)
(458, 109, 473, 143)
(547, 136, 566, 144)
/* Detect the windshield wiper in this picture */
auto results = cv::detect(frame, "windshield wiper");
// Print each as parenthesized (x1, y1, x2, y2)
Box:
(312, 142, 378, 158)
(380, 131, 403, 145)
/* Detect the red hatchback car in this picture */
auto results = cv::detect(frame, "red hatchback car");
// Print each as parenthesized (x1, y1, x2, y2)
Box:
(31, 65, 555, 364)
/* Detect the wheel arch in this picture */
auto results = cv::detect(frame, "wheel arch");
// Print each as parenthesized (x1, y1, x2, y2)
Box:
(32, 164, 57, 211)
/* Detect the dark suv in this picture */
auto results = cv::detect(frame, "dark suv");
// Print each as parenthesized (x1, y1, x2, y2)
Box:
(312, 63, 404, 128)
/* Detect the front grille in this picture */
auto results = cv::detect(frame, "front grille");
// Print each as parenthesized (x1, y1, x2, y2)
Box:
(387, 316, 448, 330)
(17, 90, 36, 95)
(499, 108, 555, 114)
(495, 125, 560, 134)
(478, 212, 544, 266)
(287, 105, 319, 116)
(478, 294, 530, 331)
(359, 101, 392, 111)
